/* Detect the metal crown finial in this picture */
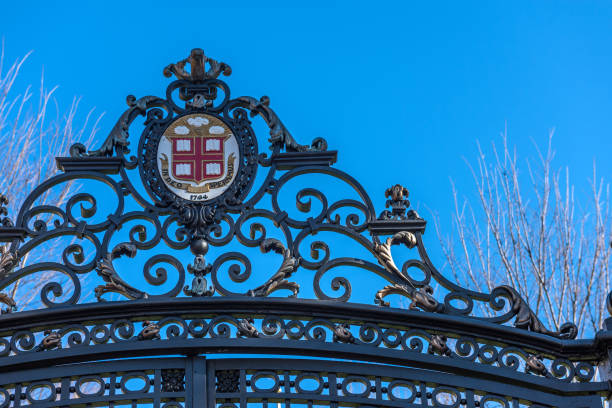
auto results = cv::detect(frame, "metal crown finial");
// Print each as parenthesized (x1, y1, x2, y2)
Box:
(163, 48, 232, 81)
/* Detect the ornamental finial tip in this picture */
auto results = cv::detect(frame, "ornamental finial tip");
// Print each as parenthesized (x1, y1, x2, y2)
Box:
(163, 48, 232, 81)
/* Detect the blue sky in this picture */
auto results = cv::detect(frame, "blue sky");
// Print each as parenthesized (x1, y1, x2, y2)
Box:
(1, 1, 611, 301)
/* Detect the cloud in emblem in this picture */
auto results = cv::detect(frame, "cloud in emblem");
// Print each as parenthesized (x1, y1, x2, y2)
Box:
(209, 125, 225, 134)
(174, 126, 190, 135)
(187, 116, 209, 127)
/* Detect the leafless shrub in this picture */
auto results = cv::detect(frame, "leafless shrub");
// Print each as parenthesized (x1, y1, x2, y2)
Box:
(435, 128, 611, 337)
(0, 44, 101, 310)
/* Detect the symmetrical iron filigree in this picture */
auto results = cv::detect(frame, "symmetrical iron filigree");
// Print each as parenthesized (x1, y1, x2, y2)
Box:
(0, 48, 608, 407)
(0, 49, 591, 341)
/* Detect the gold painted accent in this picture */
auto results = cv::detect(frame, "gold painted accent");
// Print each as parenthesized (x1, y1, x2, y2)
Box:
(186, 184, 210, 194)
(164, 114, 231, 141)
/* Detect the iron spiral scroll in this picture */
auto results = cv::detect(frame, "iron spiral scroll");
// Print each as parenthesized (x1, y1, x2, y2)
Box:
(0, 48, 608, 407)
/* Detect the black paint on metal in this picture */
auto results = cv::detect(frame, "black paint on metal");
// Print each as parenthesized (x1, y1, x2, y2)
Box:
(0, 48, 608, 407)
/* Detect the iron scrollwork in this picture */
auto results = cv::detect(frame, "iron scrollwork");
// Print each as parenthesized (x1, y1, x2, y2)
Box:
(234, 95, 327, 153)
(0, 47, 591, 347)
(70, 95, 167, 159)
(0, 311, 598, 383)
(0, 47, 604, 408)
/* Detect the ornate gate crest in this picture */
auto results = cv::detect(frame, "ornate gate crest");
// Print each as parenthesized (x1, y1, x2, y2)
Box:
(0, 48, 608, 407)
(157, 113, 238, 201)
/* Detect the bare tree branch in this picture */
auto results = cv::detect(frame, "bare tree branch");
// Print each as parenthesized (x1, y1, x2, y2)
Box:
(436, 129, 611, 337)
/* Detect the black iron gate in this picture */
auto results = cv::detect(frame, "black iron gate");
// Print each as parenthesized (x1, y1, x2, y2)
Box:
(4, 355, 604, 407)
(0, 49, 609, 407)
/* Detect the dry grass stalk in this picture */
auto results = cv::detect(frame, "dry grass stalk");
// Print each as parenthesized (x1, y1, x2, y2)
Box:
(0, 44, 101, 310)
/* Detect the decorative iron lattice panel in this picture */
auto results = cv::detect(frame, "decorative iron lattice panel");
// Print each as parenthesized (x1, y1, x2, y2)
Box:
(0, 358, 187, 407)
(208, 358, 602, 408)
(0, 356, 603, 408)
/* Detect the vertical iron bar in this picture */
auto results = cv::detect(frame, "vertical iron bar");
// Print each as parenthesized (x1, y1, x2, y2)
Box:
(154, 368, 161, 408)
(59, 376, 70, 402)
(239, 368, 246, 408)
(191, 356, 207, 408)
(185, 357, 194, 408)
(375, 376, 381, 403)
(109, 373, 116, 398)
(463, 389, 475, 408)
(418, 382, 427, 407)
(206, 358, 216, 408)
(13, 383, 21, 407)
(284, 370, 291, 408)
(328, 372, 337, 403)
(283, 370, 290, 394)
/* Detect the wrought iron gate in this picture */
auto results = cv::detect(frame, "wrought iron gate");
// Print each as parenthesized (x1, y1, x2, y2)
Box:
(0, 49, 609, 407)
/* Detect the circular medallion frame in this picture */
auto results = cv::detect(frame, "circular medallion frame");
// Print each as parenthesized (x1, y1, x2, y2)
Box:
(139, 109, 259, 210)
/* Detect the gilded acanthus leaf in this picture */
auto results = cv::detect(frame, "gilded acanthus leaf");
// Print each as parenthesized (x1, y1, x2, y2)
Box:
(247, 238, 300, 297)
(0, 246, 18, 280)
(138, 320, 161, 341)
(0, 292, 16, 314)
(374, 283, 440, 312)
(526, 354, 548, 376)
(237, 318, 260, 338)
(333, 323, 355, 343)
(372, 231, 417, 276)
(428, 334, 450, 356)
(372, 230, 441, 312)
(94, 243, 147, 301)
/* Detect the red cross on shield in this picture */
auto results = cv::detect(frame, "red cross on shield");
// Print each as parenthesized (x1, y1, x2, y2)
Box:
(170, 135, 227, 183)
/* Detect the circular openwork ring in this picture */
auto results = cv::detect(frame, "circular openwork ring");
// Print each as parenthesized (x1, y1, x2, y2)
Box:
(250, 371, 280, 393)
(294, 372, 324, 394)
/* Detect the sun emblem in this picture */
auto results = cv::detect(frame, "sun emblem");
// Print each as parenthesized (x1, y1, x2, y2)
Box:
(157, 113, 240, 202)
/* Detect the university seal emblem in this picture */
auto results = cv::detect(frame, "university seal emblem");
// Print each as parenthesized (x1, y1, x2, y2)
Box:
(156, 113, 240, 202)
